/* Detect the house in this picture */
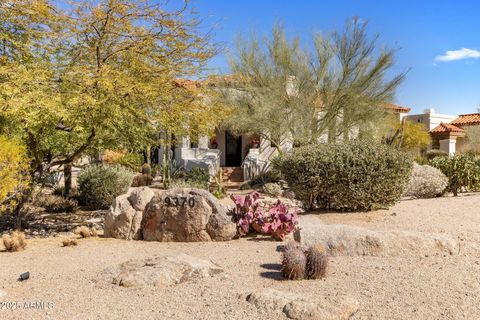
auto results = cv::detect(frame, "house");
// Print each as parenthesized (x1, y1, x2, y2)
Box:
(405, 108, 480, 155)
(163, 77, 412, 184)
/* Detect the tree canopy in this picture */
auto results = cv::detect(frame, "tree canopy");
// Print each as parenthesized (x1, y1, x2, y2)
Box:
(220, 19, 407, 148)
(0, 0, 223, 186)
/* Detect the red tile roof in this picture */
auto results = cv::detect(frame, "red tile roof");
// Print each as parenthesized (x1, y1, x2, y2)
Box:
(450, 113, 480, 126)
(430, 122, 464, 133)
(385, 103, 411, 113)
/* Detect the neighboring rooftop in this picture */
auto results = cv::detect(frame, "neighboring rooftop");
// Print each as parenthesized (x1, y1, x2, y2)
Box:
(430, 122, 464, 133)
(385, 103, 411, 113)
(450, 113, 480, 126)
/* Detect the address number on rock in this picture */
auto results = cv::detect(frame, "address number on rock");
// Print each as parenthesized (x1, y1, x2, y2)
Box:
(164, 196, 196, 208)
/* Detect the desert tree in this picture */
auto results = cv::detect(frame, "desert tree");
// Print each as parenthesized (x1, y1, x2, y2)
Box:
(0, 0, 222, 198)
(311, 18, 407, 142)
(220, 24, 317, 153)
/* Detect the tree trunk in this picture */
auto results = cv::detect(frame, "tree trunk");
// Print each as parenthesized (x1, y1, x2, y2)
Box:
(64, 162, 73, 197)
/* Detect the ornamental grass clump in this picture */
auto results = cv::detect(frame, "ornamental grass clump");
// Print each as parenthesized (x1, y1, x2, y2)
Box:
(404, 163, 448, 198)
(78, 165, 133, 210)
(61, 238, 78, 247)
(74, 226, 98, 238)
(273, 140, 413, 211)
(2, 231, 27, 252)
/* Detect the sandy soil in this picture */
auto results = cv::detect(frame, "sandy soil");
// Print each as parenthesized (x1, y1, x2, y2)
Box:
(1, 194, 480, 320)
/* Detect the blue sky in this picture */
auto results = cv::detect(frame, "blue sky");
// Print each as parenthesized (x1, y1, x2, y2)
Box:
(192, 0, 480, 115)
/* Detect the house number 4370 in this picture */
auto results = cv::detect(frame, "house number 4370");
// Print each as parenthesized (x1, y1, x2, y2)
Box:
(164, 196, 196, 208)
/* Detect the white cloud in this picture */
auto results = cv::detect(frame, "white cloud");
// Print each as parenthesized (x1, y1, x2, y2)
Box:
(435, 48, 480, 62)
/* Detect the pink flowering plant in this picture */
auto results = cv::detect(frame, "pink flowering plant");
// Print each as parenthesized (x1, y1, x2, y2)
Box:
(230, 192, 299, 240)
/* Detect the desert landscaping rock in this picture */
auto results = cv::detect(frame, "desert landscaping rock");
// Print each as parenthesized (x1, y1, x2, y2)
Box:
(295, 215, 459, 257)
(247, 288, 359, 320)
(0, 289, 6, 298)
(105, 253, 223, 288)
(142, 188, 236, 242)
(104, 187, 155, 240)
(127, 187, 155, 211)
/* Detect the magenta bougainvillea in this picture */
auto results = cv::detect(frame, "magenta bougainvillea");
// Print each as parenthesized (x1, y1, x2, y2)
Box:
(230, 192, 299, 240)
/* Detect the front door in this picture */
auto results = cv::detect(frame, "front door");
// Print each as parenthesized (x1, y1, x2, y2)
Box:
(225, 131, 242, 166)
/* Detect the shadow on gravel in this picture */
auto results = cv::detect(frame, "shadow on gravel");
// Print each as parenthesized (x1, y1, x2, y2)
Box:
(259, 263, 283, 280)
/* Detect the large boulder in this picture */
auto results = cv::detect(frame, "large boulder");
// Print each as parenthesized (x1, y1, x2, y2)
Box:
(246, 288, 359, 320)
(104, 187, 155, 240)
(142, 188, 236, 242)
(295, 216, 459, 257)
(105, 253, 223, 288)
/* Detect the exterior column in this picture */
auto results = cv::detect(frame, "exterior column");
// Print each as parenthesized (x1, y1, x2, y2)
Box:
(198, 135, 209, 149)
(439, 138, 456, 156)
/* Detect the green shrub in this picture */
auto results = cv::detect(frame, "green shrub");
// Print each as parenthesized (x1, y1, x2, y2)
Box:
(41, 195, 78, 213)
(426, 149, 448, 160)
(212, 189, 226, 199)
(431, 153, 480, 196)
(262, 182, 283, 197)
(168, 179, 208, 190)
(77, 165, 133, 209)
(117, 153, 143, 171)
(185, 167, 210, 189)
(274, 141, 413, 211)
(250, 171, 281, 187)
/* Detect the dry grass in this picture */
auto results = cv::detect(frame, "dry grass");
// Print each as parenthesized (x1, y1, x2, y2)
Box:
(61, 238, 78, 247)
(2, 231, 27, 252)
(73, 226, 98, 238)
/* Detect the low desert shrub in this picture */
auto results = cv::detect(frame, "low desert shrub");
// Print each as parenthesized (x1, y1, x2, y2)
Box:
(274, 141, 413, 211)
(261, 183, 283, 197)
(185, 167, 210, 189)
(168, 179, 208, 190)
(42, 195, 78, 213)
(117, 153, 144, 171)
(404, 163, 448, 198)
(431, 153, 480, 195)
(426, 149, 448, 160)
(2, 231, 27, 252)
(250, 171, 281, 187)
(77, 165, 133, 209)
(230, 192, 299, 240)
(211, 189, 226, 199)
(74, 226, 98, 238)
(61, 238, 78, 247)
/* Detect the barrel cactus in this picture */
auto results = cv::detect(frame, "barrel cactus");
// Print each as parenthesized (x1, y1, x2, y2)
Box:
(281, 241, 306, 280)
(305, 244, 328, 279)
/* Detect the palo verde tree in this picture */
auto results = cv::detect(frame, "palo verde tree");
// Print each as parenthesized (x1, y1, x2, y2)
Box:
(221, 24, 317, 153)
(311, 18, 407, 142)
(0, 0, 220, 198)
(222, 19, 406, 147)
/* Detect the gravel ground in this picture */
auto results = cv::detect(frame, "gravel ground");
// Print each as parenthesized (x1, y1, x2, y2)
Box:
(1, 194, 480, 320)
